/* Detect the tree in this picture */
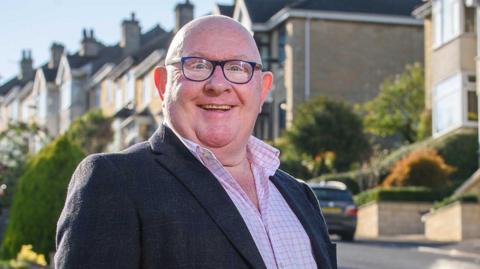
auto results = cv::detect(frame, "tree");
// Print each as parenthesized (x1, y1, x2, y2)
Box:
(0, 136, 85, 260)
(0, 123, 50, 209)
(362, 63, 424, 143)
(282, 97, 370, 176)
(65, 109, 113, 154)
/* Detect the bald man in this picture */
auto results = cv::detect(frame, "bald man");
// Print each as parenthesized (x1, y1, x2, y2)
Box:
(55, 16, 336, 269)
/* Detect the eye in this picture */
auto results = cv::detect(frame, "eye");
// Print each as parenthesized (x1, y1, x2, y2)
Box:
(225, 61, 249, 73)
(185, 58, 211, 71)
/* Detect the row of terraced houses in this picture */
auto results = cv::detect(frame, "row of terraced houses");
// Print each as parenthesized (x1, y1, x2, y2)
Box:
(0, 0, 426, 150)
(0, 0, 479, 185)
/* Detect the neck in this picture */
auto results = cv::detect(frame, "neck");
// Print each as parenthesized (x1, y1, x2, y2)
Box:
(209, 142, 249, 168)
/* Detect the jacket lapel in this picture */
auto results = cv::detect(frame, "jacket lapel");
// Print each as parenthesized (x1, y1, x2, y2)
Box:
(270, 172, 335, 269)
(149, 126, 266, 269)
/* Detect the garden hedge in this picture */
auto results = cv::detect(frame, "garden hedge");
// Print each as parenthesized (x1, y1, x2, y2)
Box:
(354, 187, 451, 206)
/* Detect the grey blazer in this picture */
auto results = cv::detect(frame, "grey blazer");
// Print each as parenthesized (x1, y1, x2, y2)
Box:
(55, 125, 337, 269)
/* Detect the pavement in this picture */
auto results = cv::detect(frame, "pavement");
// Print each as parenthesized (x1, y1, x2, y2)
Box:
(353, 234, 480, 259)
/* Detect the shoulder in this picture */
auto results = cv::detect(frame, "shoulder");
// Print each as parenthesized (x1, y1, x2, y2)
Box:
(275, 169, 311, 190)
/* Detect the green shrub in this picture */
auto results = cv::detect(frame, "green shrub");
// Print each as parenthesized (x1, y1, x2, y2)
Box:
(283, 96, 371, 173)
(432, 193, 480, 210)
(382, 148, 454, 188)
(354, 187, 451, 206)
(376, 129, 477, 185)
(0, 136, 85, 260)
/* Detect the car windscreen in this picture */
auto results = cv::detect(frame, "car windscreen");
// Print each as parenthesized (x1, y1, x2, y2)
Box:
(313, 188, 353, 202)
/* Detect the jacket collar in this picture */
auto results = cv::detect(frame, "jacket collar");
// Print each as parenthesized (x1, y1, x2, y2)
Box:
(149, 125, 267, 269)
(148, 125, 333, 269)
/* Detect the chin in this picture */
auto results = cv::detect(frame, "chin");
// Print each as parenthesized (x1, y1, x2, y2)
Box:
(197, 126, 238, 149)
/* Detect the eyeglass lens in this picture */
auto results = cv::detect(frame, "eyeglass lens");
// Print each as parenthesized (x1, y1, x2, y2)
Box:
(182, 58, 254, 84)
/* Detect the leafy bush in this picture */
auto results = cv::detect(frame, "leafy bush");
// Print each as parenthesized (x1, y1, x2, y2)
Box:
(432, 193, 480, 210)
(0, 136, 85, 260)
(354, 187, 450, 206)
(362, 63, 424, 143)
(382, 148, 454, 188)
(65, 109, 113, 154)
(282, 96, 370, 174)
(372, 129, 477, 186)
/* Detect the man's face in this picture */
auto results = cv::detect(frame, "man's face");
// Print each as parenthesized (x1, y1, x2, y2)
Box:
(156, 17, 272, 150)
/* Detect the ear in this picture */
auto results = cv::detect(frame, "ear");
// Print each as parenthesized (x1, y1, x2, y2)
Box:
(154, 66, 168, 101)
(259, 71, 273, 105)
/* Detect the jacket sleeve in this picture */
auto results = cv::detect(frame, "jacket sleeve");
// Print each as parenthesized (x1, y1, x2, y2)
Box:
(55, 154, 140, 269)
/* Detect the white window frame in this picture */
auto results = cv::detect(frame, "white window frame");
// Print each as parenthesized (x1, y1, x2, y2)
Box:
(433, 0, 463, 48)
(433, 72, 478, 137)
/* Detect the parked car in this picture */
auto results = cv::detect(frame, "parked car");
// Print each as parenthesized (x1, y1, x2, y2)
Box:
(310, 181, 357, 241)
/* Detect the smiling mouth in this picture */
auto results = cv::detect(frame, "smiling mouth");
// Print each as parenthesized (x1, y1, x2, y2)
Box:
(199, 104, 233, 111)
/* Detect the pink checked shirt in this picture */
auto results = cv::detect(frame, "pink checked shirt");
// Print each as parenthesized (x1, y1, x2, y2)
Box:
(171, 129, 317, 269)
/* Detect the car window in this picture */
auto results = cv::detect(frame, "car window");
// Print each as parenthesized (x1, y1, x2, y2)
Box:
(313, 188, 353, 202)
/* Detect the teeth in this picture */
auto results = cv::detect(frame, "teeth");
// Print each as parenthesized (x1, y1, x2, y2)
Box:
(201, 104, 232, 110)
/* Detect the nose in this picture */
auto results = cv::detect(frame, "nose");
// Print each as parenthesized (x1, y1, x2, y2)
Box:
(204, 65, 232, 96)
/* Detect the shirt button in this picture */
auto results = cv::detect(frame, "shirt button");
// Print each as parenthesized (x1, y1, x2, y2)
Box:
(278, 262, 284, 268)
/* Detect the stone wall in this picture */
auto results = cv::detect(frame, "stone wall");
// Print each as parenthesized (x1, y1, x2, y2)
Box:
(424, 202, 480, 241)
(357, 201, 432, 237)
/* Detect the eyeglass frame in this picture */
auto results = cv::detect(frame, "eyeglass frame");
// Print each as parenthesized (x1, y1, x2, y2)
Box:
(169, 56, 263, 84)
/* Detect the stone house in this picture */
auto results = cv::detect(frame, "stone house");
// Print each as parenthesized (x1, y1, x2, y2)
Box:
(215, 0, 424, 140)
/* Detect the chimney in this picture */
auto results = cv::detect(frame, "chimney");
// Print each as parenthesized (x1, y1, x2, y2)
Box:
(49, 42, 65, 68)
(120, 12, 141, 55)
(175, 0, 194, 33)
(80, 28, 102, 57)
(18, 49, 34, 81)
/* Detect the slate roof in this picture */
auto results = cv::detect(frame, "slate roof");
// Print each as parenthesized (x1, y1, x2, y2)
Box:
(91, 24, 168, 76)
(243, 0, 423, 23)
(217, 4, 235, 17)
(244, 0, 297, 23)
(0, 76, 31, 97)
(289, 0, 423, 17)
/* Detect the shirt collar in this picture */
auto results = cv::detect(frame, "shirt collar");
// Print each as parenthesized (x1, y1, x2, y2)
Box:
(163, 122, 280, 176)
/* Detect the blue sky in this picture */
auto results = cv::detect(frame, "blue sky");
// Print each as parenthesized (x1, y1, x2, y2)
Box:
(0, 0, 231, 84)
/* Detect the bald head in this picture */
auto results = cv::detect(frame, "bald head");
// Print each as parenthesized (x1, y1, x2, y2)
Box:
(165, 15, 261, 65)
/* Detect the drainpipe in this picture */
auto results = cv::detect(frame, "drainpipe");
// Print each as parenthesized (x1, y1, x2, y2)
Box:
(476, 2, 480, 167)
(304, 16, 311, 101)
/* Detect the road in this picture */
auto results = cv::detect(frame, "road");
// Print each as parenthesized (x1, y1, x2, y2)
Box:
(336, 239, 480, 269)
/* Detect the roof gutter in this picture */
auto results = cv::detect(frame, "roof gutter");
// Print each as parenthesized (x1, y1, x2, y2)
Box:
(252, 8, 423, 32)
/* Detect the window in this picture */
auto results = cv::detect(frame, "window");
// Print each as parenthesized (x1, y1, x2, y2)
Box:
(61, 80, 72, 110)
(10, 100, 19, 121)
(38, 87, 47, 119)
(125, 71, 135, 104)
(256, 33, 270, 70)
(465, 7, 476, 33)
(21, 100, 29, 122)
(143, 74, 151, 106)
(278, 26, 286, 63)
(433, 0, 461, 47)
(433, 74, 462, 134)
(115, 81, 123, 111)
(106, 80, 113, 104)
(467, 91, 478, 121)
